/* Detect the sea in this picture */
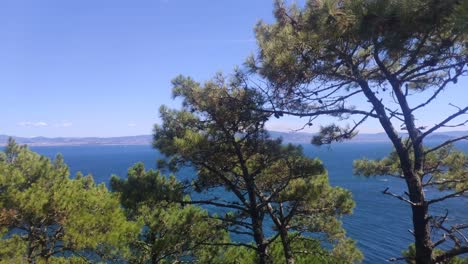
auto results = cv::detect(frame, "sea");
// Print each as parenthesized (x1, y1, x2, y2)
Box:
(30, 142, 468, 264)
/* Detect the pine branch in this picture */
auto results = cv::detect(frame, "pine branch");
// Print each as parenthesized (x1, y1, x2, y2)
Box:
(428, 189, 468, 204)
(423, 179, 465, 187)
(182, 199, 248, 212)
(382, 187, 417, 206)
(261, 108, 378, 118)
(419, 106, 468, 141)
(410, 71, 461, 113)
(425, 135, 468, 154)
(200, 242, 257, 250)
(434, 246, 468, 263)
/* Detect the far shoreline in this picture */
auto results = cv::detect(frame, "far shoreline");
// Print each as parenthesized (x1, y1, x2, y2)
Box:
(1, 131, 465, 147)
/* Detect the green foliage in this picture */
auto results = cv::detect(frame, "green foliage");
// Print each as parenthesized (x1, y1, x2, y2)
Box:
(153, 74, 362, 263)
(311, 125, 359, 145)
(199, 235, 360, 264)
(197, 244, 258, 264)
(111, 163, 228, 263)
(250, 1, 468, 262)
(353, 150, 403, 177)
(354, 144, 468, 192)
(267, 236, 359, 264)
(252, 0, 467, 90)
(0, 139, 138, 263)
(403, 244, 468, 264)
(0, 256, 91, 264)
(249, 0, 468, 145)
(261, 151, 357, 244)
(110, 162, 184, 216)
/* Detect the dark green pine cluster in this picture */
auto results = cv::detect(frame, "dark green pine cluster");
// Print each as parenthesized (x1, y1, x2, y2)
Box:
(0, 138, 138, 263)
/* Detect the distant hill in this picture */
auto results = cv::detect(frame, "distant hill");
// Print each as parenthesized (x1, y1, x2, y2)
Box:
(0, 135, 153, 146)
(271, 130, 467, 144)
(0, 131, 466, 146)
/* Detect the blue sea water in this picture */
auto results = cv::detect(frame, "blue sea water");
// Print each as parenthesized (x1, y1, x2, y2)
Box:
(30, 142, 467, 264)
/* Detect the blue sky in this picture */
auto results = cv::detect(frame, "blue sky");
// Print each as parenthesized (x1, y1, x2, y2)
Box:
(1, 0, 466, 137)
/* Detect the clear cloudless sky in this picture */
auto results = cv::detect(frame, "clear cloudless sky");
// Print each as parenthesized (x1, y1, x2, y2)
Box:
(1, 0, 467, 137)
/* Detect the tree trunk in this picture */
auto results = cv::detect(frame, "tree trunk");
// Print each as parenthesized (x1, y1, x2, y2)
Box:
(233, 138, 270, 264)
(406, 169, 433, 264)
(358, 80, 434, 264)
(390, 82, 433, 264)
(399, 151, 433, 264)
(27, 229, 35, 264)
(245, 169, 269, 263)
(257, 241, 270, 264)
(279, 226, 294, 264)
(246, 181, 270, 264)
(251, 212, 269, 264)
(412, 203, 433, 264)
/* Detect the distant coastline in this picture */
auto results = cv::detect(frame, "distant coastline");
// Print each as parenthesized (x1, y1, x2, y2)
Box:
(1, 131, 466, 146)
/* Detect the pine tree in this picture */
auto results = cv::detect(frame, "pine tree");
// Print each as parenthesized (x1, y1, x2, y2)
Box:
(111, 163, 228, 263)
(0, 139, 138, 263)
(248, 1, 468, 263)
(153, 74, 362, 264)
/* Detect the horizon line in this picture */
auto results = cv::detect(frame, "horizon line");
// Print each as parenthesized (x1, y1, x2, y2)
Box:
(1, 129, 467, 139)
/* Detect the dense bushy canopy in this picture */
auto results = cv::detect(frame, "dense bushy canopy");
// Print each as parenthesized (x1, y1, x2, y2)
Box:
(111, 163, 228, 263)
(0, 139, 138, 263)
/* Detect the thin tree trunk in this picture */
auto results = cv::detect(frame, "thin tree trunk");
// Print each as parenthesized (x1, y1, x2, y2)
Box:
(250, 204, 269, 264)
(233, 138, 270, 264)
(248, 185, 269, 264)
(389, 82, 433, 264)
(27, 229, 36, 264)
(276, 203, 294, 264)
(279, 226, 294, 264)
(399, 153, 433, 264)
(357, 79, 434, 264)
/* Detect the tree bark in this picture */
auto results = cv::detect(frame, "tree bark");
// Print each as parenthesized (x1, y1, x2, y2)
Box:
(279, 226, 294, 264)
(388, 80, 433, 264)
(233, 138, 270, 264)
(249, 198, 269, 264)
(412, 202, 433, 264)
(357, 79, 434, 264)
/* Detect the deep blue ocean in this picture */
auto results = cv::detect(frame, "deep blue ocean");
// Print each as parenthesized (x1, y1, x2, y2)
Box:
(30, 142, 467, 263)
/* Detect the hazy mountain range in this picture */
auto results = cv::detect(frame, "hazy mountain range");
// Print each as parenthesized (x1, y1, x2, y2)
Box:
(1, 131, 466, 146)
